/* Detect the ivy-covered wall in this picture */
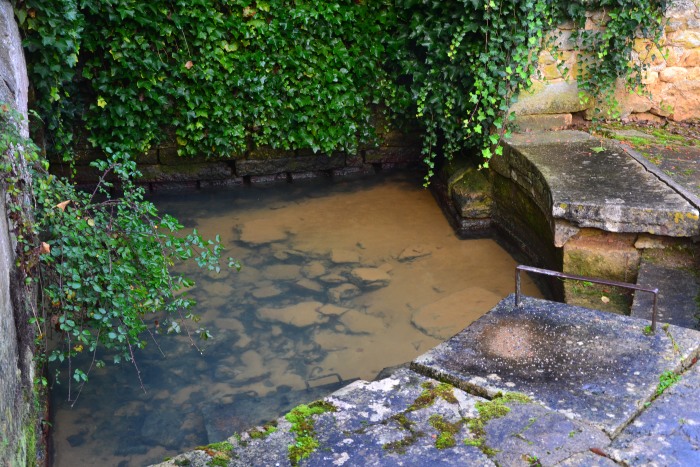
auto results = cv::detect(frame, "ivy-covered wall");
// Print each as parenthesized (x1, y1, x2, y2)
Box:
(512, 0, 700, 127)
(0, 1, 42, 465)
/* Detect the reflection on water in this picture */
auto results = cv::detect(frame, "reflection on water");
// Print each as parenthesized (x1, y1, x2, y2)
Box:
(50, 171, 540, 466)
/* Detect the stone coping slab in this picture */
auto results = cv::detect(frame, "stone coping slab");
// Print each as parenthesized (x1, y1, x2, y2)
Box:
(154, 368, 495, 466)
(153, 367, 617, 467)
(609, 357, 700, 466)
(412, 295, 700, 437)
(497, 131, 700, 240)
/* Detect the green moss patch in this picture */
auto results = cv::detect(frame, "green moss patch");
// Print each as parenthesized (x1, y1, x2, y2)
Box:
(464, 392, 531, 457)
(285, 401, 337, 466)
(428, 414, 463, 449)
(194, 441, 234, 467)
(407, 381, 458, 411)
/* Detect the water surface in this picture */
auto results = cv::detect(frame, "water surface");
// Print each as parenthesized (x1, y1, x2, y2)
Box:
(50, 172, 540, 466)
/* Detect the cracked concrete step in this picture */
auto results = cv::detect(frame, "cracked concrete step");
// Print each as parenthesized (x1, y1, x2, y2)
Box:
(152, 367, 617, 467)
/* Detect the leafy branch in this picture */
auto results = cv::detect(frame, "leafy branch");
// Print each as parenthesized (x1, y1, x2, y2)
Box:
(1, 103, 237, 400)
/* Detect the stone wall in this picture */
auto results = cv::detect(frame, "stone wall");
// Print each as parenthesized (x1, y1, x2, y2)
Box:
(511, 0, 700, 127)
(0, 1, 41, 465)
(54, 124, 424, 190)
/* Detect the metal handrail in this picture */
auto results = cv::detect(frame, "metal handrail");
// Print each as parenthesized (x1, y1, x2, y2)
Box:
(515, 265, 660, 331)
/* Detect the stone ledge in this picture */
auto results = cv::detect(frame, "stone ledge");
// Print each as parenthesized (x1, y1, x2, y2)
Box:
(496, 131, 700, 244)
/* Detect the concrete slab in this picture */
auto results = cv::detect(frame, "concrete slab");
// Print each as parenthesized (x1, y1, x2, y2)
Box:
(483, 401, 611, 466)
(632, 259, 700, 330)
(609, 358, 700, 466)
(412, 295, 700, 436)
(497, 131, 700, 238)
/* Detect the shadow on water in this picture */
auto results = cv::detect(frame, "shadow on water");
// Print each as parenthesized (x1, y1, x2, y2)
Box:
(49, 171, 541, 466)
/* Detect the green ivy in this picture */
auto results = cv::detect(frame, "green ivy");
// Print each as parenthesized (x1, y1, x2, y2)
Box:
(1, 103, 236, 396)
(390, 0, 556, 182)
(563, 0, 667, 118)
(16, 1, 666, 179)
(19, 0, 398, 161)
(390, 0, 666, 183)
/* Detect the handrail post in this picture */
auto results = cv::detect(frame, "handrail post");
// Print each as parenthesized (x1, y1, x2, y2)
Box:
(515, 267, 522, 307)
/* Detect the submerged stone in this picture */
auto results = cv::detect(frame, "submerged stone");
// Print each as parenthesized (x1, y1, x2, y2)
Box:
(257, 301, 329, 327)
(350, 267, 391, 289)
(330, 248, 361, 264)
(398, 244, 432, 262)
(328, 284, 361, 303)
(339, 310, 386, 335)
(262, 264, 302, 281)
(238, 219, 290, 245)
(294, 278, 324, 293)
(302, 261, 327, 278)
(411, 288, 501, 340)
(251, 284, 283, 299)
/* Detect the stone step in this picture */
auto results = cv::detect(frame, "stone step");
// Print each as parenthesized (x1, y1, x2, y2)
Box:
(631, 252, 700, 330)
(412, 295, 700, 437)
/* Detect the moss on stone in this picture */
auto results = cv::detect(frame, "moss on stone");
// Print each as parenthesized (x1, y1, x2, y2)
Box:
(407, 381, 458, 412)
(195, 440, 234, 466)
(464, 392, 531, 457)
(247, 421, 278, 440)
(285, 400, 337, 466)
(428, 414, 462, 449)
(382, 431, 424, 455)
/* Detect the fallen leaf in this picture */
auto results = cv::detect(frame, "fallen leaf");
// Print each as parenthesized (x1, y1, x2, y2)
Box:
(55, 200, 71, 211)
(40, 242, 50, 255)
(185, 60, 194, 69)
(601, 296, 610, 304)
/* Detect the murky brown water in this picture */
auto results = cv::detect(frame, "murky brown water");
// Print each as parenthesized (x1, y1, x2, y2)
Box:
(50, 171, 540, 466)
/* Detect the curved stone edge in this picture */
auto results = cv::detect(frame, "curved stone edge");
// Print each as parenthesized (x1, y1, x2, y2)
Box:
(496, 131, 700, 244)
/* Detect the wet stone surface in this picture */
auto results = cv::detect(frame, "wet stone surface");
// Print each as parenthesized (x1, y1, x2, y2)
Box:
(609, 359, 700, 466)
(155, 368, 495, 467)
(484, 401, 610, 466)
(413, 295, 700, 436)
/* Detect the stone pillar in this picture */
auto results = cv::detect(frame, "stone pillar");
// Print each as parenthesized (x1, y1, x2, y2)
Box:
(1, 1, 40, 464)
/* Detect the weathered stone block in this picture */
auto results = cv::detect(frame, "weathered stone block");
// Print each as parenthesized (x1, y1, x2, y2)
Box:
(681, 48, 700, 66)
(158, 146, 242, 165)
(513, 113, 572, 132)
(660, 80, 700, 121)
(563, 230, 640, 282)
(247, 145, 292, 160)
(380, 129, 422, 147)
(562, 230, 640, 312)
(139, 163, 232, 182)
(447, 165, 493, 219)
(236, 153, 345, 176)
(364, 146, 422, 164)
(136, 149, 159, 165)
(667, 30, 700, 49)
(510, 81, 589, 116)
(660, 66, 690, 82)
